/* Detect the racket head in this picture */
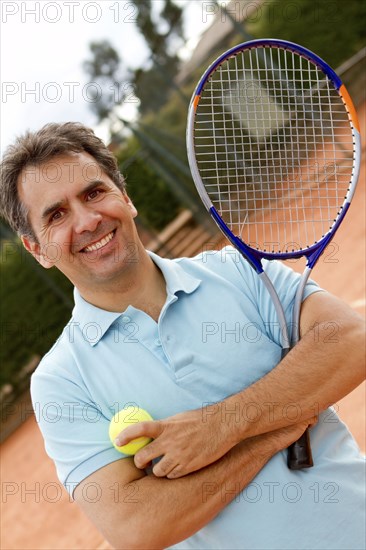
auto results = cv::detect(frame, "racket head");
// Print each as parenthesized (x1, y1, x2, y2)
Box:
(187, 39, 361, 269)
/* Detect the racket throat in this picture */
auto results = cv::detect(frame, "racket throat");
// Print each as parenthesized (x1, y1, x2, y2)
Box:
(307, 203, 351, 269)
(209, 206, 264, 273)
(259, 271, 291, 350)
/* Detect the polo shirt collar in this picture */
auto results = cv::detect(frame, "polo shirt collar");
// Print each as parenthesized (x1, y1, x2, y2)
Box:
(148, 250, 201, 297)
(72, 250, 201, 345)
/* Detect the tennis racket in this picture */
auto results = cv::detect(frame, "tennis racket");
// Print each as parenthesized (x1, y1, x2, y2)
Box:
(186, 39, 361, 469)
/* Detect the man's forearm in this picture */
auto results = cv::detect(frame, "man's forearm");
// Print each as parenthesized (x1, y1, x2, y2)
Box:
(99, 425, 305, 549)
(226, 308, 365, 442)
(129, 438, 269, 548)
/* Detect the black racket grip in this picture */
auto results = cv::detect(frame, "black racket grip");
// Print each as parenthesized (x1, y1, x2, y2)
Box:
(287, 428, 313, 470)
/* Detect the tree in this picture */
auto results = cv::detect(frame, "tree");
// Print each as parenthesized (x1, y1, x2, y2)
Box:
(131, 0, 185, 114)
(83, 40, 127, 122)
(247, 0, 366, 69)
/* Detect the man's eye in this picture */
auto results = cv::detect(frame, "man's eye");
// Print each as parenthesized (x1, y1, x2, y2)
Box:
(50, 211, 63, 222)
(87, 189, 103, 200)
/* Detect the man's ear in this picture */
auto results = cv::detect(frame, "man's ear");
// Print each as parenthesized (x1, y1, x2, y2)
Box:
(21, 236, 53, 269)
(123, 193, 138, 218)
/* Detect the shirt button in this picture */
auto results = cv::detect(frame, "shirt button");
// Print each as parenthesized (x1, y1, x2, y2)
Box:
(122, 316, 131, 323)
(155, 339, 162, 347)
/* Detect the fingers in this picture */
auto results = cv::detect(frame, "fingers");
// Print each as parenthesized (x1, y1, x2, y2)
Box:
(152, 457, 182, 478)
(134, 444, 182, 476)
(134, 446, 182, 478)
(119, 420, 187, 478)
(134, 442, 161, 469)
(134, 444, 187, 478)
(114, 420, 162, 447)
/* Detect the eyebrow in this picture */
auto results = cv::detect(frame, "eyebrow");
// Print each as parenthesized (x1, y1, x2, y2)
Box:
(41, 180, 106, 222)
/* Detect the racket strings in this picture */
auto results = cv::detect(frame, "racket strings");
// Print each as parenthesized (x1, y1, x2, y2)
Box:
(194, 46, 355, 252)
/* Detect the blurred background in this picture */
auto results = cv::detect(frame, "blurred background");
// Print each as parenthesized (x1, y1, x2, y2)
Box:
(1, 1, 365, 548)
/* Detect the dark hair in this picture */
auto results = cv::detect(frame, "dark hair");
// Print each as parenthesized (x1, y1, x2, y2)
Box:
(0, 122, 125, 240)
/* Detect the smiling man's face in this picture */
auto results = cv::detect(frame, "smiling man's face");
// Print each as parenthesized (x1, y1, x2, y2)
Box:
(18, 151, 141, 289)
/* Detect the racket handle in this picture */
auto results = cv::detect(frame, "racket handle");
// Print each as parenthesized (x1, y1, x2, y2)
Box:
(287, 428, 313, 470)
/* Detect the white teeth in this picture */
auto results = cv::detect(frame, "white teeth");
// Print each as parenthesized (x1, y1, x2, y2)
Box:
(83, 231, 114, 252)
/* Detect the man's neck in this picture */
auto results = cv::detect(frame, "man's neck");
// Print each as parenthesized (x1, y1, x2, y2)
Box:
(76, 252, 167, 322)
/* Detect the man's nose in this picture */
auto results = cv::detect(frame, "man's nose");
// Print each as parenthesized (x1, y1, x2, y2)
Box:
(73, 204, 102, 234)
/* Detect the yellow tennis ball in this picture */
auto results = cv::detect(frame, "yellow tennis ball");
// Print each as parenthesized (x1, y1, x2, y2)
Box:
(109, 406, 153, 455)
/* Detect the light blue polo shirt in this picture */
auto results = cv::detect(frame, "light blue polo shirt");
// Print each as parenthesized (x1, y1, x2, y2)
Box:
(31, 247, 365, 549)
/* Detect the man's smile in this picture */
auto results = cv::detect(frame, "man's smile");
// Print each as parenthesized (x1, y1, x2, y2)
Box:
(80, 229, 116, 253)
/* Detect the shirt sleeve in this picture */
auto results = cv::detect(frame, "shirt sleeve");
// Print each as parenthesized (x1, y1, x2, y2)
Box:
(223, 246, 323, 346)
(30, 364, 130, 499)
(259, 259, 322, 345)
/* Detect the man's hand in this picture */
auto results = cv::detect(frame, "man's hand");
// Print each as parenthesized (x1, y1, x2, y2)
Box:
(115, 403, 318, 479)
(114, 404, 237, 478)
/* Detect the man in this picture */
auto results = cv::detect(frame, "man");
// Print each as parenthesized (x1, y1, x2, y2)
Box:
(0, 122, 364, 549)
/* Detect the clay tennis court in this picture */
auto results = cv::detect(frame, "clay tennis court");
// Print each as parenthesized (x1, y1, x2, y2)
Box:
(1, 102, 365, 550)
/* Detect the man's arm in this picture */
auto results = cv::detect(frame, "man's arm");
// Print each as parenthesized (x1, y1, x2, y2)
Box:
(75, 420, 313, 550)
(117, 291, 365, 478)
(227, 290, 365, 435)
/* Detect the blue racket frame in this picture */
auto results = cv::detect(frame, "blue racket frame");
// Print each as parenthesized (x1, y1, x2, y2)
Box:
(188, 38, 360, 274)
